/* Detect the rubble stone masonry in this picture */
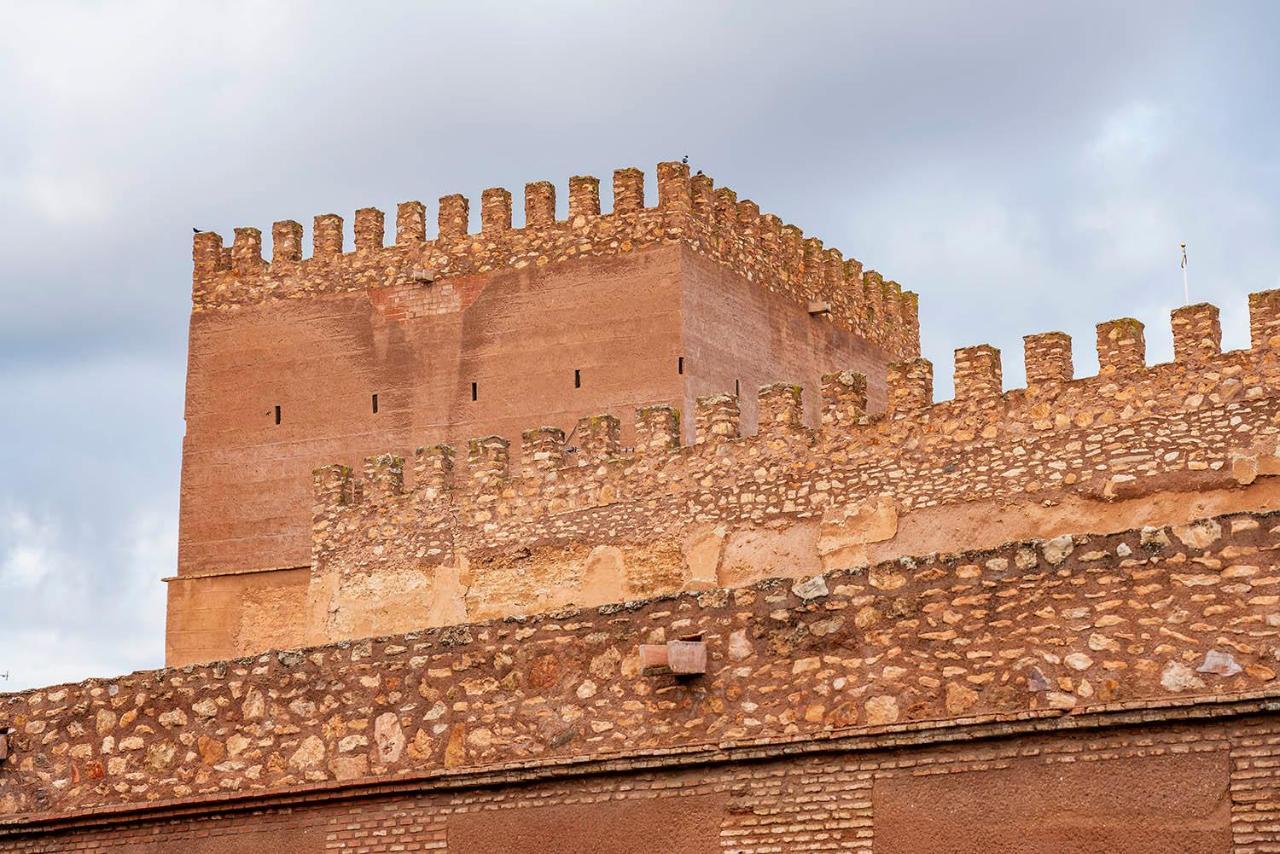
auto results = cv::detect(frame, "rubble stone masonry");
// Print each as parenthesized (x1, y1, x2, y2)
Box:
(285, 293, 1280, 654)
(5, 508, 1280, 843)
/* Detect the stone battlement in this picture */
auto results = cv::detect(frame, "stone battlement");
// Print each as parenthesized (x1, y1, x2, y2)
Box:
(321, 295, 1280, 496)
(191, 162, 919, 359)
(4, 508, 1279, 820)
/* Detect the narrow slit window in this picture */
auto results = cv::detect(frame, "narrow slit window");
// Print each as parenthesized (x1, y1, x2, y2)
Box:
(471, 382, 478, 401)
(274, 404, 281, 425)
(734, 379, 740, 397)
(371, 393, 379, 414)
(574, 369, 582, 389)
(678, 356, 684, 375)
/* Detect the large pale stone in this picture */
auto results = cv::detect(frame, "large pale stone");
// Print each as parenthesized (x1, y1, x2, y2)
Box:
(146, 742, 176, 771)
(1046, 692, 1076, 710)
(191, 698, 218, 718)
(95, 709, 117, 736)
(864, 695, 899, 726)
(1042, 535, 1075, 566)
(373, 712, 406, 764)
(1065, 653, 1093, 671)
(1173, 518, 1222, 549)
(1161, 661, 1206, 692)
(682, 525, 725, 590)
(1140, 526, 1171, 549)
(1197, 649, 1242, 677)
(792, 575, 829, 601)
(817, 495, 898, 570)
(289, 735, 326, 769)
(241, 688, 265, 721)
(158, 709, 188, 728)
(579, 546, 625, 606)
(728, 629, 753, 661)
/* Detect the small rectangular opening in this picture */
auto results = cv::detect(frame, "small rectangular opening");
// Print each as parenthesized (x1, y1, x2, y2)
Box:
(274, 404, 281, 425)
(471, 382, 478, 402)
(574, 369, 581, 389)
(734, 378, 740, 397)
(371, 393, 379, 414)
(678, 356, 684, 375)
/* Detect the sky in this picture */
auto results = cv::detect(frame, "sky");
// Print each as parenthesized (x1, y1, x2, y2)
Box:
(1, 1, 1277, 691)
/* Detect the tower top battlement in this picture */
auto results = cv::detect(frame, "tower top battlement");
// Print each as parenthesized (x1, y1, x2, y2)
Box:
(192, 161, 920, 360)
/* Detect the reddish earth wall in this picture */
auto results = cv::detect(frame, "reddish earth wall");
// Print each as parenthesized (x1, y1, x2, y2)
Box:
(179, 244, 683, 582)
(176, 216, 902, 664)
(173, 240, 896, 664)
(679, 247, 893, 427)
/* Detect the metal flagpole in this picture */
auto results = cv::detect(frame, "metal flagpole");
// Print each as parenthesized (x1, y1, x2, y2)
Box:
(1180, 242, 1189, 305)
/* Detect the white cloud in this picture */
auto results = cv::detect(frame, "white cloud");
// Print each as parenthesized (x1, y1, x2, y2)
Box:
(1088, 102, 1172, 170)
(20, 171, 110, 225)
(0, 507, 61, 588)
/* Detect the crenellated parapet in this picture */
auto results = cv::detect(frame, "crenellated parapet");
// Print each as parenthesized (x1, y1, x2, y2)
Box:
(305, 291, 1280, 632)
(191, 162, 921, 359)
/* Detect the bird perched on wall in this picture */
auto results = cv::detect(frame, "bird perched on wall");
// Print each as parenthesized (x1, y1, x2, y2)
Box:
(192, 227, 202, 233)
(681, 155, 688, 164)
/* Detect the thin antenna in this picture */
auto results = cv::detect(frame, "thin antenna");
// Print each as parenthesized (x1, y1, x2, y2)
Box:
(1180, 242, 1190, 305)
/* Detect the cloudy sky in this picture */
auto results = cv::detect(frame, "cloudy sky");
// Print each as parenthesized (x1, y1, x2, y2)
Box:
(2, 1, 1277, 691)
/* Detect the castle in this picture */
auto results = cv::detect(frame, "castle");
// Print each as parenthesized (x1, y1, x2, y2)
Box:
(3, 161, 1280, 851)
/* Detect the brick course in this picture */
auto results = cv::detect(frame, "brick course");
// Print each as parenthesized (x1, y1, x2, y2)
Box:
(3, 707, 1277, 851)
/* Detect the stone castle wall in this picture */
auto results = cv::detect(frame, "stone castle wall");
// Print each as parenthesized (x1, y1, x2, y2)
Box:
(4, 508, 1280, 823)
(297, 293, 1280, 645)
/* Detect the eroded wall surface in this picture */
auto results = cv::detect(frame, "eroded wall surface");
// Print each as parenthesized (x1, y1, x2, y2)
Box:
(288, 293, 1280, 653)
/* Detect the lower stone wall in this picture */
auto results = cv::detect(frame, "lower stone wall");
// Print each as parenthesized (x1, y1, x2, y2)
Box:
(3, 708, 1277, 852)
(5, 509, 1280, 819)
